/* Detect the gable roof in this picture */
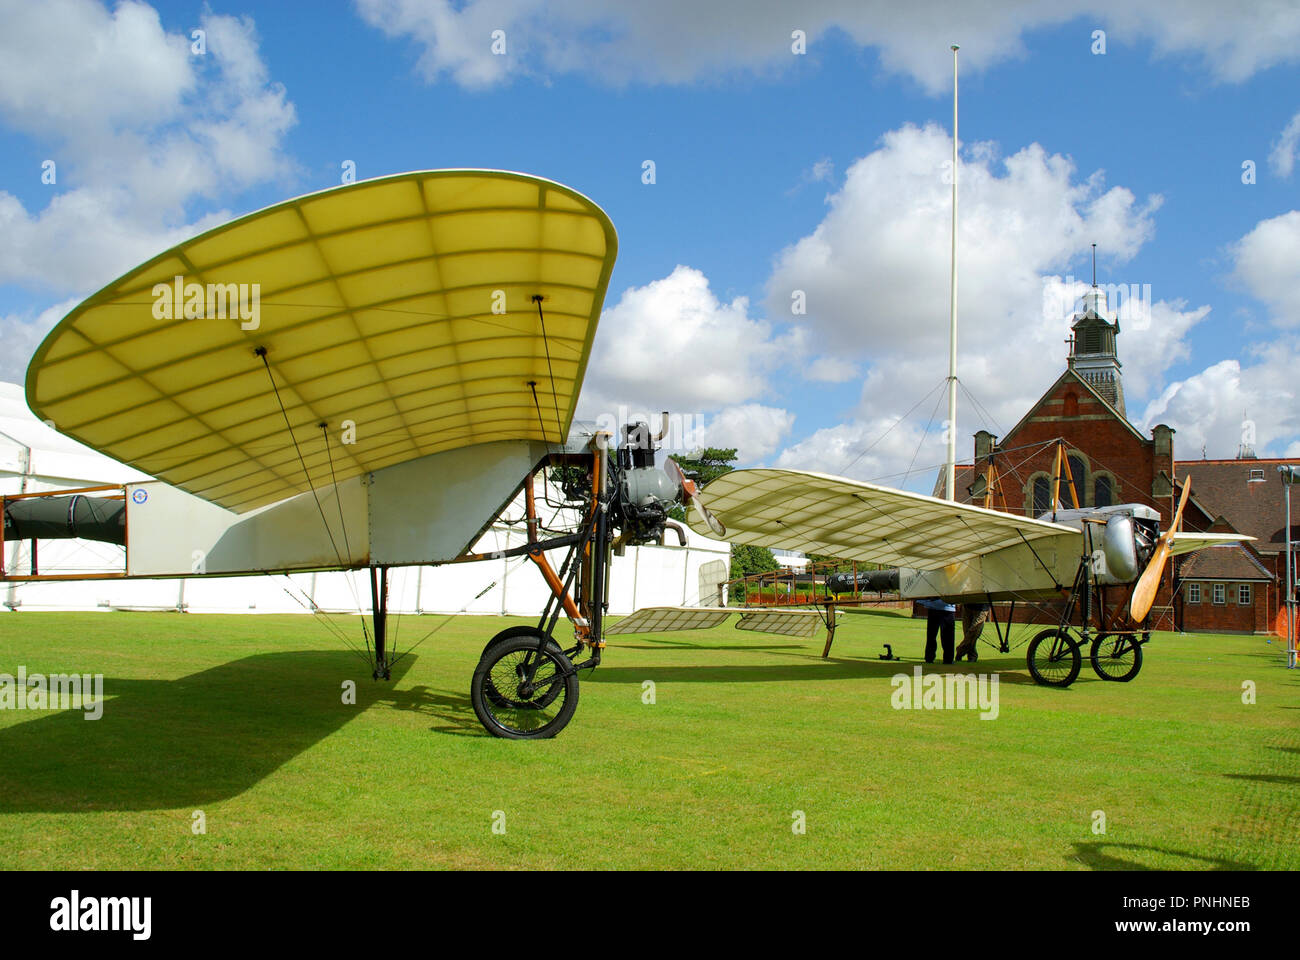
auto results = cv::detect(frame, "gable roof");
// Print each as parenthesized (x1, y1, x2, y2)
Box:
(1002, 368, 1147, 446)
(1170, 477, 1218, 532)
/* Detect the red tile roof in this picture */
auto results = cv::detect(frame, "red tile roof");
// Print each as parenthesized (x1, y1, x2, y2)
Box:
(1178, 545, 1274, 581)
(1177, 459, 1300, 554)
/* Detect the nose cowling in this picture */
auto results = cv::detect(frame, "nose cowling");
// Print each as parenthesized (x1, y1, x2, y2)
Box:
(1101, 515, 1141, 582)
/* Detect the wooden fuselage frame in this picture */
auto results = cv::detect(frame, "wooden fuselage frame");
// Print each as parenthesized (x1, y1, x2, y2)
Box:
(447, 437, 613, 647)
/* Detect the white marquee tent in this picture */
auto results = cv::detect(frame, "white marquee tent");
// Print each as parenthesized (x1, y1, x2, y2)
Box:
(1, 382, 729, 617)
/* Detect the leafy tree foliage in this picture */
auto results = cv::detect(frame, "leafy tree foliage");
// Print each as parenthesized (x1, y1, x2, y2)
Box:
(668, 447, 738, 521)
(730, 543, 779, 580)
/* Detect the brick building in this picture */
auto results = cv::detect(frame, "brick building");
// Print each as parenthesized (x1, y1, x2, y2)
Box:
(1178, 459, 1298, 635)
(934, 284, 1296, 635)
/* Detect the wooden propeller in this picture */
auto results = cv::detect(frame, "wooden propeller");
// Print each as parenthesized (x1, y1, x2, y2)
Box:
(1130, 479, 1191, 622)
(664, 458, 727, 537)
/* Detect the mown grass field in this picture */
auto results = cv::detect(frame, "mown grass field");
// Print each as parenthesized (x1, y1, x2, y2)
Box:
(0, 609, 1295, 870)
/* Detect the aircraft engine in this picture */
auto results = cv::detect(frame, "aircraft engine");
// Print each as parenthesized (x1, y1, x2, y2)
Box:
(1100, 514, 1155, 582)
(622, 464, 679, 506)
(611, 420, 676, 545)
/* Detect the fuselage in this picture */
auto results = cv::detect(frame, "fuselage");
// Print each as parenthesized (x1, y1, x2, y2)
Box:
(893, 503, 1160, 603)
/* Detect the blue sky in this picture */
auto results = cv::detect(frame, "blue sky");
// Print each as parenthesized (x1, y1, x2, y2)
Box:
(2, 0, 1298, 492)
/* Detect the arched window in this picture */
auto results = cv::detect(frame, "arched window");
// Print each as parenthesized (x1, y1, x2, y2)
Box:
(1095, 474, 1113, 507)
(1032, 476, 1052, 516)
(1066, 453, 1088, 505)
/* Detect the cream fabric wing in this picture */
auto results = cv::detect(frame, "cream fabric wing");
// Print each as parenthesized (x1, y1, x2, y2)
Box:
(687, 468, 1077, 571)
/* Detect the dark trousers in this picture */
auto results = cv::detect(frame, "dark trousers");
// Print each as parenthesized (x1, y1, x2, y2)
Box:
(926, 609, 955, 664)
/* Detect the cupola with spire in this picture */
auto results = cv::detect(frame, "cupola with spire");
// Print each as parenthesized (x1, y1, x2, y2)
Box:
(1066, 245, 1125, 416)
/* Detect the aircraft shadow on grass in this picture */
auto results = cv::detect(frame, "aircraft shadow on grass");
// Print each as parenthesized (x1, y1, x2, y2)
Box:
(380, 683, 481, 738)
(608, 641, 807, 652)
(0, 650, 435, 813)
(1069, 841, 1256, 871)
(587, 654, 1050, 686)
(1223, 773, 1300, 786)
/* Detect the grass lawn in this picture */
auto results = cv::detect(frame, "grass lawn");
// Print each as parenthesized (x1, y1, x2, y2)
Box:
(0, 608, 1295, 870)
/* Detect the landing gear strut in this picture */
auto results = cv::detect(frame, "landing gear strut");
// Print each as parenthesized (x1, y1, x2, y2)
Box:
(370, 566, 391, 681)
(1024, 547, 1150, 687)
(467, 473, 610, 738)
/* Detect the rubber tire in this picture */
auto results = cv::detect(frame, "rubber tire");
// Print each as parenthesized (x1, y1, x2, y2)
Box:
(471, 634, 579, 739)
(479, 625, 547, 662)
(480, 626, 554, 709)
(1089, 632, 1143, 682)
(1027, 628, 1082, 687)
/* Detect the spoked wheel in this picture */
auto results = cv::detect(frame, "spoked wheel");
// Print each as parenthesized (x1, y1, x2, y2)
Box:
(471, 634, 579, 739)
(478, 626, 550, 709)
(1089, 632, 1144, 682)
(479, 625, 545, 661)
(1027, 628, 1082, 687)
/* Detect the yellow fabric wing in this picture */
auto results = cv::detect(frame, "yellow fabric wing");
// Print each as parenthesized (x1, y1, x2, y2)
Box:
(25, 170, 618, 513)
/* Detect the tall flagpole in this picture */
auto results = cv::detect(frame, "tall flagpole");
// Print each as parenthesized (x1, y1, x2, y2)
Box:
(1284, 464, 1297, 668)
(945, 43, 960, 501)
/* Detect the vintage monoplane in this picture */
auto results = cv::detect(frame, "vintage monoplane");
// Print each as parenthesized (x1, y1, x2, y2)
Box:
(659, 462, 1249, 688)
(1, 169, 1248, 740)
(3, 169, 801, 739)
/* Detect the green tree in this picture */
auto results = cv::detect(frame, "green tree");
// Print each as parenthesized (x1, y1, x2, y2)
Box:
(730, 543, 779, 580)
(728, 543, 779, 605)
(674, 447, 738, 486)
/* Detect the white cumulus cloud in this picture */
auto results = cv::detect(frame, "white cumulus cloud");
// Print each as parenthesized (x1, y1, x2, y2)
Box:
(1270, 111, 1300, 178)
(697, 404, 797, 461)
(581, 264, 799, 417)
(1232, 210, 1300, 328)
(1136, 211, 1300, 458)
(578, 265, 804, 463)
(761, 122, 1205, 485)
(355, 0, 1300, 93)
(1140, 341, 1300, 460)
(0, 1, 297, 295)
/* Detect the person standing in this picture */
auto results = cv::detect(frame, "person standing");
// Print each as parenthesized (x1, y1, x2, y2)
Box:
(917, 597, 956, 664)
(954, 603, 989, 662)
